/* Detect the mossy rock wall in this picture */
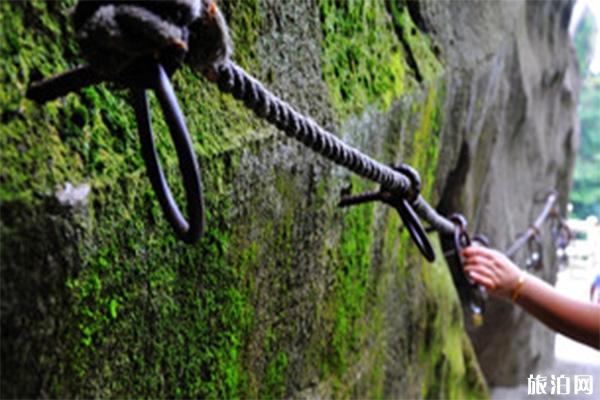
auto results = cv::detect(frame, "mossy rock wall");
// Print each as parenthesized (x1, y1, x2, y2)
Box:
(1, 0, 576, 398)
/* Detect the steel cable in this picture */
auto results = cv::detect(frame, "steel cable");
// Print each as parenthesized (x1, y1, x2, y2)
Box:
(213, 61, 456, 236)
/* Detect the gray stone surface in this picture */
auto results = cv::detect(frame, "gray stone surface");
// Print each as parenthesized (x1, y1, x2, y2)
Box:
(420, 0, 580, 387)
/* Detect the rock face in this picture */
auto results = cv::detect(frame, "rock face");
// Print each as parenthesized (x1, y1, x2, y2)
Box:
(0, 0, 577, 397)
(418, 0, 579, 386)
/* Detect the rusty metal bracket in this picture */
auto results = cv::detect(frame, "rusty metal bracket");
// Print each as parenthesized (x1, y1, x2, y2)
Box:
(339, 165, 435, 262)
(26, 61, 205, 243)
(525, 227, 544, 271)
(448, 214, 488, 326)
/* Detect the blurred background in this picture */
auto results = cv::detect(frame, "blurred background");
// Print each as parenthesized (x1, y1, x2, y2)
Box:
(562, 0, 600, 369)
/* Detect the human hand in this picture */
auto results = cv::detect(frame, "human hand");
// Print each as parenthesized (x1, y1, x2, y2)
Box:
(462, 246, 522, 299)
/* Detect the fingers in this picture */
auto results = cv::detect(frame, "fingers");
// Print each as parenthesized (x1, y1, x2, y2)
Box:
(467, 270, 496, 290)
(461, 246, 522, 298)
(463, 255, 497, 270)
(463, 252, 501, 291)
(462, 246, 502, 260)
(464, 264, 495, 280)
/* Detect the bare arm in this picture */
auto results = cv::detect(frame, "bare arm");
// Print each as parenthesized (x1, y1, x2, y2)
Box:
(462, 246, 600, 349)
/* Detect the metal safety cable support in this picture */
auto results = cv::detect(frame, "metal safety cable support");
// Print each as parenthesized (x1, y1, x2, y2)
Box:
(505, 191, 558, 258)
(26, 65, 103, 103)
(26, 1, 207, 243)
(22, 0, 575, 327)
(449, 214, 488, 326)
(25, 0, 456, 255)
(132, 64, 204, 243)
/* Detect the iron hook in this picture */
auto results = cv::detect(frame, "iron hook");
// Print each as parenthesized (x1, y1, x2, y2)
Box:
(338, 165, 435, 263)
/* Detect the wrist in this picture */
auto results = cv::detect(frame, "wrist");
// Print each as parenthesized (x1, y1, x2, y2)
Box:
(511, 270, 527, 302)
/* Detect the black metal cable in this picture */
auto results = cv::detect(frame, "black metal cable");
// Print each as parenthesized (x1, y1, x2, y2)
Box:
(505, 191, 558, 258)
(215, 63, 412, 193)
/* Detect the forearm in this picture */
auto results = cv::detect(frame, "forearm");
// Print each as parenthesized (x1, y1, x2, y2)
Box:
(515, 273, 600, 349)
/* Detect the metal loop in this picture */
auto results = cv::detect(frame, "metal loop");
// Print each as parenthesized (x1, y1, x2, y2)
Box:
(450, 214, 470, 250)
(394, 163, 421, 201)
(449, 213, 487, 323)
(472, 234, 490, 247)
(396, 198, 435, 262)
(132, 64, 204, 243)
(339, 189, 435, 262)
(551, 215, 571, 250)
(526, 231, 544, 271)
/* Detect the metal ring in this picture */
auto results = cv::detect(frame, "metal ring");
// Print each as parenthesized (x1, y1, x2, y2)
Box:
(449, 214, 487, 321)
(551, 216, 571, 250)
(395, 163, 422, 202)
(132, 64, 204, 243)
(469, 285, 487, 316)
(396, 198, 435, 262)
(526, 232, 544, 270)
(450, 214, 470, 254)
(472, 234, 490, 247)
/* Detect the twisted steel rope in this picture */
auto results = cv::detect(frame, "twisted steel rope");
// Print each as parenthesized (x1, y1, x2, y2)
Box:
(213, 61, 456, 236)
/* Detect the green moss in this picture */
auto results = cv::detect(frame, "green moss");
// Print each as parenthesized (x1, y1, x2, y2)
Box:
(299, 80, 486, 399)
(416, 239, 487, 400)
(320, 0, 411, 117)
(1, 1, 264, 398)
(407, 85, 443, 195)
(1, 0, 82, 202)
(0, 0, 268, 205)
(326, 177, 375, 376)
(387, 3, 443, 83)
(1, 0, 486, 398)
(47, 158, 259, 398)
(319, 0, 443, 120)
(220, 0, 263, 71)
(261, 348, 289, 399)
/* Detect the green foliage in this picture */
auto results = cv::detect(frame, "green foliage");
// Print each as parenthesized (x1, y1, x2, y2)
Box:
(572, 74, 600, 218)
(573, 11, 597, 78)
(572, 13, 600, 218)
